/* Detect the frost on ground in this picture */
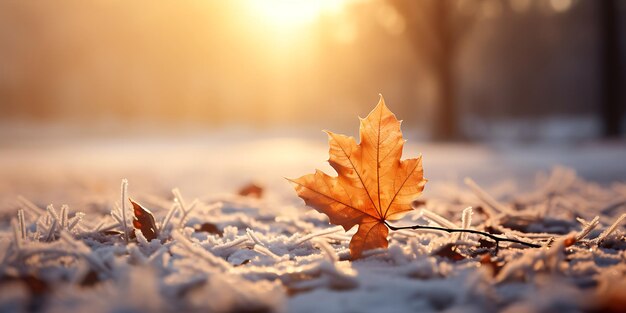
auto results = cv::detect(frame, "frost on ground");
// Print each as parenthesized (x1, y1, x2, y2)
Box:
(1, 167, 625, 313)
(0, 135, 625, 313)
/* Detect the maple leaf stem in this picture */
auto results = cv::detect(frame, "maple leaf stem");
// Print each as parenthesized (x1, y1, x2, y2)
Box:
(383, 221, 541, 252)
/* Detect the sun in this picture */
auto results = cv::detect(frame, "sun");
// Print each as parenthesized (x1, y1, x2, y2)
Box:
(244, 0, 347, 29)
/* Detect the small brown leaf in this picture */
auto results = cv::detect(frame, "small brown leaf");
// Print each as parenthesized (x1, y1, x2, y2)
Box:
(238, 182, 264, 198)
(478, 238, 497, 249)
(432, 243, 465, 261)
(479, 253, 502, 276)
(563, 236, 576, 247)
(130, 198, 158, 241)
(411, 199, 427, 208)
(194, 222, 222, 236)
(0, 274, 49, 296)
(473, 206, 488, 218)
(79, 270, 101, 287)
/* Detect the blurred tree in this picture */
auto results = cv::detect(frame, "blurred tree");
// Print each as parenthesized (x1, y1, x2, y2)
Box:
(599, 0, 623, 137)
(388, 0, 479, 140)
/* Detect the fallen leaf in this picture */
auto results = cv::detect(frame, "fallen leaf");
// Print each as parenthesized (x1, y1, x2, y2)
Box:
(411, 199, 427, 208)
(479, 253, 502, 276)
(478, 238, 497, 249)
(288, 96, 427, 258)
(130, 199, 158, 241)
(431, 243, 465, 261)
(194, 222, 222, 236)
(237, 182, 264, 198)
(1, 274, 49, 295)
(473, 206, 489, 218)
(79, 270, 101, 287)
(563, 236, 576, 247)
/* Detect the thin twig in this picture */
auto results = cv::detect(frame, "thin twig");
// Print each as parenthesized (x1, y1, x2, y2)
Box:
(160, 203, 179, 234)
(384, 221, 541, 253)
(420, 209, 458, 229)
(593, 213, 626, 244)
(47, 205, 60, 223)
(60, 205, 68, 230)
(294, 226, 343, 246)
(464, 177, 510, 215)
(459, 206, 473, 241)
(68, 212, 85, 231)
(575, 216, 599, 241)
(174, 188, 198, 228)
(121, 179, 129, 243)
(17, 209, 26, 240)
(45, 219, 58, 242)
(11, 219, 22, 251)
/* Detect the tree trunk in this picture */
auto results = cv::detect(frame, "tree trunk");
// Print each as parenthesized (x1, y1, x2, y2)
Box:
(432, 1, 459, 141)
(433, 49, 458, 141)
(599, 0, 622, 138)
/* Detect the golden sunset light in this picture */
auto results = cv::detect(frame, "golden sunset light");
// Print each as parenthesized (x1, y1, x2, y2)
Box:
(0, 1, 624, 313)
(242, 0, 349, 30)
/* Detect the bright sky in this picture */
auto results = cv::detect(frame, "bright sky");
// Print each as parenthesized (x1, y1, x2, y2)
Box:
(243, 0, 349, 30)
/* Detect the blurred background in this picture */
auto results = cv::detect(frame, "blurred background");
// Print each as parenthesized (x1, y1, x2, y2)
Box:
(1, 0, 626, 212)
(1, 0, 624, 141)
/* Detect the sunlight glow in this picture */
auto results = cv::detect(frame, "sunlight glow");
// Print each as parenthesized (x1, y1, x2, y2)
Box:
(245, 0, 347, 28)
(549, 0, 572, 12)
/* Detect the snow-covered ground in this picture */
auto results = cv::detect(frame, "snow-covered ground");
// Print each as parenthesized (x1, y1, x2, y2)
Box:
(1, 129, 625, 312)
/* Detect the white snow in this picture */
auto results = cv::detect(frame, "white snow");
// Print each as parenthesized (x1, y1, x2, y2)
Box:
(0, 130, 625, 312)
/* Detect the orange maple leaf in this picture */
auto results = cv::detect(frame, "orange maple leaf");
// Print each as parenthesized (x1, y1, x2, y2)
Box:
(289, 96, 427, 259)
